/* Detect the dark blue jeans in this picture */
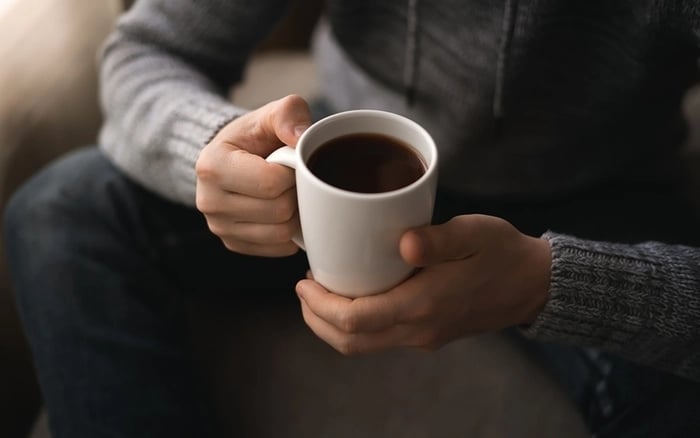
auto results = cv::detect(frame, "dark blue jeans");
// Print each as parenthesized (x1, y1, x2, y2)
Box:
(5, 147, 700, 437)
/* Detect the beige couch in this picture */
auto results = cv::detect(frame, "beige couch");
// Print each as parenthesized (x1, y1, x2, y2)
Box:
(0, 1, 122, 436)
(1, 1, 594, 437)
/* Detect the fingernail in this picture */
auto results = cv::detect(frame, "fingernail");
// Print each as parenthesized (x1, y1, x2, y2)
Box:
(294, 125, 309, 138)
(295, 280, 306, 297)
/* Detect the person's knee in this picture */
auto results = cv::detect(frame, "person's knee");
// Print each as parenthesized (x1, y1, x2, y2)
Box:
(5, 168, 67, 266)
(4, 148, 138, 332)
(4, 147, 124, 280)
(8, 149, 87, 248)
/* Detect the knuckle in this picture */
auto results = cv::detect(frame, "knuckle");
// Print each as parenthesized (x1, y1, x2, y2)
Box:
(407, 300, 436, 323)
(229, 147, 248, 161)
(273, 223, 296, 244)
(273, 194, 296, 222)
(338, 312, 360, 334)
(195, 192, 216, 214)
(257, 172, 285, 199)
(220, 238, 239, 253)
(206, 219, 226, 238)
(195, 154, 217, 182)
(195, 193, 208, 213)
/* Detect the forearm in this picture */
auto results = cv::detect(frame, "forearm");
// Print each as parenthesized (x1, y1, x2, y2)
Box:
(98, 35, 243, 205)
(98, 0, 288, 205)
(522, 232, 700, 381)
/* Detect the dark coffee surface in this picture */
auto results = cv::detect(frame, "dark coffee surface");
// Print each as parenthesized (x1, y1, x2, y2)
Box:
(307, 133, 425, 193)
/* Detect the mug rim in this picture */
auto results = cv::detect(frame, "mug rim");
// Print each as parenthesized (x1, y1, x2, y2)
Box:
(295, 109, 438, 200)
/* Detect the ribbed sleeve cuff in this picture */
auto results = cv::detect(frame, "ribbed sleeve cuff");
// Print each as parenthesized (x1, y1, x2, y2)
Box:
(520, 231, 700, 380)
(520, 232, 651, 349)
(165, 94, 243, 203)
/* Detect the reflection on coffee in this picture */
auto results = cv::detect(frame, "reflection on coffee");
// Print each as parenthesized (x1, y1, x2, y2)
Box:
(307, 133, 426, 193)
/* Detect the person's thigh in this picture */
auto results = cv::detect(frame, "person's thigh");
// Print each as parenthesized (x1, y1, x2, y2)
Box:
(4, 147, 306, 438)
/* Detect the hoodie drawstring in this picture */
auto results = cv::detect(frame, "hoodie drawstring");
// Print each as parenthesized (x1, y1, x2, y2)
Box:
(494, 0, 518, 119)
(404, 0, 419, 106)
(405, 0, 516, 114)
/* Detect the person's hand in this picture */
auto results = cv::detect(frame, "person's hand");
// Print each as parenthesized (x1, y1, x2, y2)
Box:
(295, 214, 552, 354)
(196, 95, 311, 257)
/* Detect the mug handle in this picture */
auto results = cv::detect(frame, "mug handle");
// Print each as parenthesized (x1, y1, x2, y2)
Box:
(265, 146, 305, 250)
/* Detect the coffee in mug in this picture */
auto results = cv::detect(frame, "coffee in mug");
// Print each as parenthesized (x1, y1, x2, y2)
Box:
(307, 133, 426, 194)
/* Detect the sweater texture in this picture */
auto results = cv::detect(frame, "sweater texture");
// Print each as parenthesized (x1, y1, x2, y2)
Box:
(98, 0, 700, 381)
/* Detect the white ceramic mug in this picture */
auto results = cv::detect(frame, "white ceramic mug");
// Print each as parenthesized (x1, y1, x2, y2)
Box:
(266, 109, 438, 297)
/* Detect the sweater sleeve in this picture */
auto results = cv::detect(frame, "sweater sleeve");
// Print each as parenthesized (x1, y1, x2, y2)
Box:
(98, 0, 289, 205)
(521, 231, 700, 382)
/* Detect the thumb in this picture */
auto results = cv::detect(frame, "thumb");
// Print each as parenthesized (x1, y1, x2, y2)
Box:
(226, 94, 311, 157)
(266, 94, 311, 148)
(400, 215, 486, 267)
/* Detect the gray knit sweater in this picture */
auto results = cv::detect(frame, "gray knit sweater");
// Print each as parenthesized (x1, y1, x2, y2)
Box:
(99, 0, 700, 381)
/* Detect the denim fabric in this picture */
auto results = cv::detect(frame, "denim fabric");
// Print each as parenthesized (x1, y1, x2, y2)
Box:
(4, 148, 307, 437)
(5, 147, 700, 437)
(506, 332, 700, 437)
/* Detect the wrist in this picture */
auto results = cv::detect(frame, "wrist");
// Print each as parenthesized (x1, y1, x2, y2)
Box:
(521, 236, 552, 325)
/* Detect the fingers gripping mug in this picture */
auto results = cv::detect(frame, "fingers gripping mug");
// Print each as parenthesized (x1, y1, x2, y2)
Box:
(266, 110, 438, 298)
